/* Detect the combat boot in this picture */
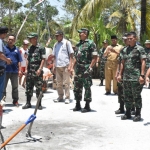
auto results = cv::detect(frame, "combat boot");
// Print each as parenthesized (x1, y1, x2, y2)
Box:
(115, 101, 124, 114)
(22, 96, 32, 109)
(133, 108, 141, 122)
(99, 80, 103, 86)
(81, 101, 91, 113)
(121, 109, 131, 120)
(73, 101, 81, 111)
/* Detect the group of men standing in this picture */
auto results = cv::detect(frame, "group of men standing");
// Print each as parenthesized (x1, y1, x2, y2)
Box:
(97, 32, 150, 122)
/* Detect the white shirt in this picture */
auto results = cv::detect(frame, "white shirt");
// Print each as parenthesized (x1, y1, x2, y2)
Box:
(52, 38, 74, 67)
(20, 48, 28, 67)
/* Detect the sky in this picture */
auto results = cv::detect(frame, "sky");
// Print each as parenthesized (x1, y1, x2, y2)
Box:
(19, 0, 66, 17)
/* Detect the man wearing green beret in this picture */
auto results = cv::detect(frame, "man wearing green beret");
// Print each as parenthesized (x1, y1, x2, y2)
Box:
(22, 32, 46, 110)
(72, 28, 97, 113)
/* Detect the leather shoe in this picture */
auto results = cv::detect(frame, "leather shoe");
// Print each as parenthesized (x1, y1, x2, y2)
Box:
(115, 109, 124, 114)
(105, 92, 111, 95)
(121, 114, 131, 120)
(22, 103, 31, 109)
(38, 105, 43, 110)
(133, 115, 141, 122)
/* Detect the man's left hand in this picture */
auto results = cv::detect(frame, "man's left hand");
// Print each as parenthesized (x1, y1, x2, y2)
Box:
(139, 76, 145, 84)
(36, 69, 41, 76)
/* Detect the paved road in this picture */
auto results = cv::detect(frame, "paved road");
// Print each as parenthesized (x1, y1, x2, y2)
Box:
(1, 79, 150, 150)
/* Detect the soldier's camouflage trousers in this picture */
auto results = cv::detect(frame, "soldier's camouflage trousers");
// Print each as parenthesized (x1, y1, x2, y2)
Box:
(99, 62, 105, 80)
(73, 71, 92, 102)
(26, 72, 43, 98)
(123, 81, 143, 109)
(117, 81, 124, 103)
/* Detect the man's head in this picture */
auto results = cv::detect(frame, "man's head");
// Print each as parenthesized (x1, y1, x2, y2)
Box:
(78, 28, 89, 41)
(0, 26, 8, 39)
(145, 40, 150, 48)
(7, 34, 16, 48)
(102, 39, 109, 48)
(23, 39, 29, 49)
(122, 33, 128, 45)
(111, 35, 118, 46)
(127, 31, 137, 47)
(27, 32, 38, 45)
(55, 30, 64, 42)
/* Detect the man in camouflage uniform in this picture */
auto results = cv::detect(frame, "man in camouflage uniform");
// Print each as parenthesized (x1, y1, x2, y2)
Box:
(118, 32, 146, 122)
(73, 28, 97, 113)
(22, 33, 46, 110)
(96, 40, 108, 86)
(144, 40, 150, 88)
(115, 33, 128, 114)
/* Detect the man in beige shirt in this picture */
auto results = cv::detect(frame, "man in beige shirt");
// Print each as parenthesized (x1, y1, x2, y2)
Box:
(103, 35, 123, 95)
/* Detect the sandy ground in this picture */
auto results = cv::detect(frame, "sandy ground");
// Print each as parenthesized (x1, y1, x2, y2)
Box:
(1, 79, 150, 150)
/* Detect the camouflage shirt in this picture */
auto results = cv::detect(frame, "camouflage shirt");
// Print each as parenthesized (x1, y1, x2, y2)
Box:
(122, 45, 146, 81)
(99, 48, 107, 63)
(27, 44, 46, 74)
(145, 48, 150, 70)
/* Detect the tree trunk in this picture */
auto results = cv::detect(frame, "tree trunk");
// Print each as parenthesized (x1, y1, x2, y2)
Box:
(140, 0, 146, 40)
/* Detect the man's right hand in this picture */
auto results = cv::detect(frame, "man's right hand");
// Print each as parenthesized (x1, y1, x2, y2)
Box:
(117, 75, 122, 82)
(6, 58, 12, 65)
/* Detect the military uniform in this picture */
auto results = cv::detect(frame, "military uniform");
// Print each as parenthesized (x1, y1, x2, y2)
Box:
(104, 44, 123, 94)
(121, 45, 146, 120)
(22, 33, 46, 109)
(74, 39, 97, 103)
(26, 45, 45, 98)
(99, 48, 107, 81)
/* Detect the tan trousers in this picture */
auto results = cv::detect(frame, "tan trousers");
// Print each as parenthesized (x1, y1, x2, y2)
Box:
(105, 61, 118, 93)
(56, 66, 70, 99)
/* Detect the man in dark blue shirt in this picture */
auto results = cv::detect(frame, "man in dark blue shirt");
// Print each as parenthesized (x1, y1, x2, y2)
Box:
(3, 34, 22, 106)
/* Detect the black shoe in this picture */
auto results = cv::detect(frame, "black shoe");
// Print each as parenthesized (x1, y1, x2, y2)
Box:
(13, 101, 19, 107)
(38, 105, 43, 110)
(105, 92, 111, 95)
(73, 102, 81, 111)
(81, 102, 91, 113)
(133, 115, 141, 122)
(99, 83, 103, 86)
(121, 114, 131, 120)
(115, 109, 124, 114)
(22, 103, 31, 109)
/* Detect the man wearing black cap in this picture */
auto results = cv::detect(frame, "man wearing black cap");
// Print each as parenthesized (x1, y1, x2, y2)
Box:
(0, 26, 12, 128)
(72, 28, 97, 113)
(22, 32, 46, 110)
(103, 35, 123, 95)
(96, 40, 108, 86)
(52, 30, 74, 104)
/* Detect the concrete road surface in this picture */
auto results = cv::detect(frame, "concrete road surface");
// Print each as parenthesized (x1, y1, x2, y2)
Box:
(1, 79, 150, 150)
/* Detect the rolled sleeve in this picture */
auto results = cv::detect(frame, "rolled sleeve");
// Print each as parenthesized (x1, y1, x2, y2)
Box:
(67, 41, 74, 54)
(139, 47, 146, 59)
(90, 42, 97, 56)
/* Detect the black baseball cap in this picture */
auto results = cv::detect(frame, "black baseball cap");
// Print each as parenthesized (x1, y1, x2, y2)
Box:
(55, 30, 64, 35)
(0, 26, 8, 34)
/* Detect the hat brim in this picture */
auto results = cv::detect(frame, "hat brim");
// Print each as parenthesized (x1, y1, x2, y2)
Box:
(145, 42, 150, 44)
(122, 37, 127, 39)
(78, 30, 83, 33)
(27, 36, 36, 38)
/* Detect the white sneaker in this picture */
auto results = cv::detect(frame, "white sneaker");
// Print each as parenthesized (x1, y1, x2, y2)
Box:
(53, 98, 63, 103)
(65, 99, 70, 104)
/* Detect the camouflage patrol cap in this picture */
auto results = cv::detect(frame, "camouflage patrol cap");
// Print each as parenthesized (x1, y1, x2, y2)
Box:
(78, 28, 89, 35)
(0, 26, 8, 34)
(27, 32, 38, 38)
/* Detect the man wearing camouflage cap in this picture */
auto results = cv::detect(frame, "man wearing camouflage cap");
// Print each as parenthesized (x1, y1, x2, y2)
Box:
(72, 28, 97, 113)
(22, 32, 46, 110)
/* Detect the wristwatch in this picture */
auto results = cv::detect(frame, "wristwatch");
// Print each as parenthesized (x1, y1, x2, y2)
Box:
(140, 75, 145, 79)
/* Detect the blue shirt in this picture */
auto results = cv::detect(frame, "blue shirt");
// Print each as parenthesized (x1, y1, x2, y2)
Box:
(0, 39, 6, 68)
(5, 45, 22, 73)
